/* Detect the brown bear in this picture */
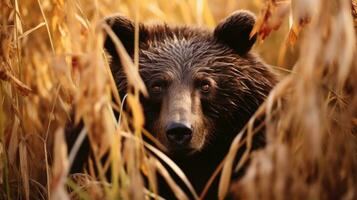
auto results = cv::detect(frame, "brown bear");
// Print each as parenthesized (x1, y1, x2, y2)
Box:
(67, 10, 277, 199)
(103, 10, 278, 199)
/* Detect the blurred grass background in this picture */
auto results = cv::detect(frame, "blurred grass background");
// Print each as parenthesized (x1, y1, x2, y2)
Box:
(1, 0, 357, 200)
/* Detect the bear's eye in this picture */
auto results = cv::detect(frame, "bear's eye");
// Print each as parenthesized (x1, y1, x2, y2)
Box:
(150, 81, 165, 94)
(152, 85, 162, 93)
(200, 81, 211, 93)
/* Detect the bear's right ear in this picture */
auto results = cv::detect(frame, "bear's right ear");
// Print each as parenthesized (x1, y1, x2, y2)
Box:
(103, 15, 148, 60)
(214, 10, 257, 55)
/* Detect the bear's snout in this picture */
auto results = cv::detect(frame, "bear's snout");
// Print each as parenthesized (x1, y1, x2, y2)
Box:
(166, 122, 193, 147)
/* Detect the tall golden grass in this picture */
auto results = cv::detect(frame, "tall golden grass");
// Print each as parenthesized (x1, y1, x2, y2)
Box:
(0, 0, 356, 200)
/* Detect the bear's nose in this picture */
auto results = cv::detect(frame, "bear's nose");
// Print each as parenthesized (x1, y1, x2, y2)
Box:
(166, 122, 192, 146)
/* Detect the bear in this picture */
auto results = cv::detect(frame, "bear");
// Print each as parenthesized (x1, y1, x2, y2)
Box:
(67, 10, 278, 199)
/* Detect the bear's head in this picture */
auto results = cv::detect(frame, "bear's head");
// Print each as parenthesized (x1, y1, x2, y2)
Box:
(104, 11, 277, 156)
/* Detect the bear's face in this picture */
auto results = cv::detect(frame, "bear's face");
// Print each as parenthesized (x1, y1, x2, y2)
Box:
(104, 11, 277, 155)
(140, 39, 229, 153)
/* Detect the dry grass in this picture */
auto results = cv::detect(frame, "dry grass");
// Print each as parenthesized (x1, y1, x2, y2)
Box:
(1, 0, 356, 200)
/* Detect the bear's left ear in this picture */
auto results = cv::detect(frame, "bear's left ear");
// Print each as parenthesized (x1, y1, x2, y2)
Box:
(102, 14, 148, 59)
(214, 10, 257, 55)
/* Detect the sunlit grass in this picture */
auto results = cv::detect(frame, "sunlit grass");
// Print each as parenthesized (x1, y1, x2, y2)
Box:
(1, 0, 356, 200)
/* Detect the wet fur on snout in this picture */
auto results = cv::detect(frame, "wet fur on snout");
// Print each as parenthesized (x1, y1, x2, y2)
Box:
(153, 84, 212, 153)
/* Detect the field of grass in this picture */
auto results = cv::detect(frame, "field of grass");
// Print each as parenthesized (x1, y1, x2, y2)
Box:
(1, 0, 357, 199)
